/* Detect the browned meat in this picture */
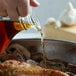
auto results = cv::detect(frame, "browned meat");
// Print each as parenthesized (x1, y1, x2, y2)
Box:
(0, 60, 69, 76)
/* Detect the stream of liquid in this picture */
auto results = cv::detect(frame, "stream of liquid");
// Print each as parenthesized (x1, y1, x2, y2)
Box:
(33, 25, 47, 68)
(34, 25, 49, 76)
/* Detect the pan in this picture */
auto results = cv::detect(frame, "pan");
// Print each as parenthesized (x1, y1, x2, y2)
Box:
(0, 38, 76, 75)
(7, 38, 76, 64)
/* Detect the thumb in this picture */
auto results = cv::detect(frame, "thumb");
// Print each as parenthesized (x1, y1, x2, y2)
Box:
(30, 0, 40, 7)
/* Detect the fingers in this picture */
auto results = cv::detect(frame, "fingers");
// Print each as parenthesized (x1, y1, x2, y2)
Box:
(2, 0, 19, 20)
(0, 1, 7, 17)
(2, 0, 30, 20)
(0, 0, 39, 21)
(30, 0, 40, 7)
(17, 0, 29, 17)
(0, 10, 7, 17)
(6, 6, 19, 21)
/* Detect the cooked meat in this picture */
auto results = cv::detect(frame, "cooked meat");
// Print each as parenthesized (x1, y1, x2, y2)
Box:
(66, 63, 76, 74)
(0, 60, 69, 76)
(39, 59, 76, 75)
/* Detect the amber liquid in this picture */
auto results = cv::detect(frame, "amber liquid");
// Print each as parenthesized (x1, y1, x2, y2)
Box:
(0, 21, 32, 54)
(0, 21, 32, 39)
(32, 25, 47, 76)
(32, 25, 47, 68)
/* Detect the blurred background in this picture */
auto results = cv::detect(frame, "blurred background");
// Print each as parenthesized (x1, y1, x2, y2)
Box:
(13, 0, 76, 39)
(33, 0, 76, 27)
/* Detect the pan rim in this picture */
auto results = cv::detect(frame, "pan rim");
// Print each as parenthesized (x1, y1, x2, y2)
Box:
(12, 38, 76, 45)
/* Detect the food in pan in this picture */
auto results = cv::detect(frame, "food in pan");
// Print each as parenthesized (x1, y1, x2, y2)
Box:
(0, 60, 69, 76)
(39, 59, 76, 75)
(0, 42, 76, 76)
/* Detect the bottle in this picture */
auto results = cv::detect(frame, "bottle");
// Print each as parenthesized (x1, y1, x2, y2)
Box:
(0, 16, 32, 54)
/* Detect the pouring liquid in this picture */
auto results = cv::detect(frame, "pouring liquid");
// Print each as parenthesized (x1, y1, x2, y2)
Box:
(31, 25, 47, 68)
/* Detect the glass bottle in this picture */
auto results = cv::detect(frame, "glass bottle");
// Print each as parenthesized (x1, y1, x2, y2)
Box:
(0, 16, 33, 54)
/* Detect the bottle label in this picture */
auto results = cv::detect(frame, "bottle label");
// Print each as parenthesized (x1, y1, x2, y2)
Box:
(13, 22, 24, 31)
(13, 22, 32, 31)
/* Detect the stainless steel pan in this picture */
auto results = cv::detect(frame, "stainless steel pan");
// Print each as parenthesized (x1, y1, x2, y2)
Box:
(9, 38, 76, 65)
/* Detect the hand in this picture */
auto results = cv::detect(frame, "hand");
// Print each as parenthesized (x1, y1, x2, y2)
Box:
(0, 0, 39, 20)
